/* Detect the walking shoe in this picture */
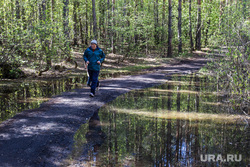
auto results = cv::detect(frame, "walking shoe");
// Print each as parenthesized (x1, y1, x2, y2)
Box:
(89, 93, 95, 97)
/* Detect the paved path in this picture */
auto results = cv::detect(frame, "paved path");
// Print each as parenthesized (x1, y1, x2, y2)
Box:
(0, 58, 208, 166)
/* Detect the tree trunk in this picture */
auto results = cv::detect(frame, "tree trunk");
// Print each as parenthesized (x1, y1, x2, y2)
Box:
(38, 0, 51, 76)
(51, 0, 54, 21)
(162, 0, 166, 39)
(50, 0, 55, 60)
(73, 0, 78, 46)
(178, 0, 182, 53)
(219, 0, 223, 29)
(195, 0, 201, 50)
(99, 0, 105, 39)
(167, 0, 172, 57)
(243, 0, 246, 19)
(16, 0, 20, 19)
(85, 0, 88, 45)
(134, 0, 139, 44)
(204, 0, 212, 47)
(189, 0, 194, 51)
(154, 0, 159, 45)
(63, 0, 69, 40)
(205, 20, 210, 47)
(111, 0, 115, 53)
(92, 0, 97, 39)
(107, 0, 111, 49)
(121, 0, 126, 54)
(80, 18, 84, 45)
(21, 3, 26, 29)
(162, 0, 166, 54)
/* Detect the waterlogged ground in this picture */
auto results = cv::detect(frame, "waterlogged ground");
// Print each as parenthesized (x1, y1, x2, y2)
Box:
(67, 74, 249, 166)
(0, 72, 122, 122)
(0, 76, 86, 121)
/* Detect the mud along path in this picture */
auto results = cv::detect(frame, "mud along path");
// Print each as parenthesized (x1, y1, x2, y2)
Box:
(0, 58, 209, 167)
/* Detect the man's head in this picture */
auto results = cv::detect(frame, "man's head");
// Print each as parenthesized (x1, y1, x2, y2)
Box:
(91, 40, 97, 50)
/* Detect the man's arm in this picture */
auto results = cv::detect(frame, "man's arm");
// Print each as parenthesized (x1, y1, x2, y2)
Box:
(83, 50, 89, 68)
(99, 50, 105, 63)
(83, 50, 89, 62)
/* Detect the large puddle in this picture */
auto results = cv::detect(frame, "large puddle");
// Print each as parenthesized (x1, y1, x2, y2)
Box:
(67, 74, 249, 166)
(0, 72, 122, 122)
(0, 76, 86, 121)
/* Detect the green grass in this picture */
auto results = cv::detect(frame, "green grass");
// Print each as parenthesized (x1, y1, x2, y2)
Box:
(198, 66, 209, 74)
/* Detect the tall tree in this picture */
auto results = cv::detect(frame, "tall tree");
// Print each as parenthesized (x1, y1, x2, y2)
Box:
(162, 0, 166, 54)
(167, 0, 173, 57)
(243, 0, 246, 19)
(178, 0, 182, 53)
(154, 0, 159, 44)
(189, 0, 194, 51)
(51, 0, 55, 21)
(79, 17, 84, 45)
(195, 0, 201, 50)
(107, 0, 111, 50)
(111, 0, 115, 53)
(204, 0, 212, 46)
(111, 0, 116, 53)
(162, 0, 166, 40)
(134, 0, 139, 44)
(73, 0, 78, 46)
(38, 0, 52, 75)
(92, 0, 97, 39)
(21, 2, 26, 29)
(219, 0, 223, 29)
(63, 0, 69, 40)
(99, 0, 106, 39)
(85, 0, 89, 45)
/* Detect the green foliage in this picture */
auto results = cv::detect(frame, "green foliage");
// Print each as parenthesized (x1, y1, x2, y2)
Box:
(0, 62, 25, 79)
(207, 2, 250, 115)
(0, 0, 71, 74)
(8, 69, 24, 79)
(0, 0, 249, 80)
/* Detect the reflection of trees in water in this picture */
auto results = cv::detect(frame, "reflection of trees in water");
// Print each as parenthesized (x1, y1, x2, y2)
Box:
(93, 75, 248, 166)
(98, 109, 248, 166)
(69, 110, 106, 165)
(195, 75, 200, 112)
(86, 111, 106, 152)
(0, 76, 87, 121)
(68, 75, 248, 166)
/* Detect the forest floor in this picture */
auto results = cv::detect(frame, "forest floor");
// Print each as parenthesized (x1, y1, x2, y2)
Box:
(0, 55, 210, 166)
(19, 48, 216, 80)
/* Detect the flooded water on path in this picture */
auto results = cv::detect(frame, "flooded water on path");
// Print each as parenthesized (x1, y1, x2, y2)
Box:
(0, 72, 122, 122)
(0, 76, 88, 121)
(68, 74, 249, 167)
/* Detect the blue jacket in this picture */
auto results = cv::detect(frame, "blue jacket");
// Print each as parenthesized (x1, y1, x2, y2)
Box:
(83, 46, 105, 71)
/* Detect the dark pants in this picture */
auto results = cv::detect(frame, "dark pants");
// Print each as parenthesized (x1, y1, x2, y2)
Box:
(88, 70, 100, 95)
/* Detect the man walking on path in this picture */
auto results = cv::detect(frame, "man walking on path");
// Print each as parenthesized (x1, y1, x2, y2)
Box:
(83, 40, 105, 97)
